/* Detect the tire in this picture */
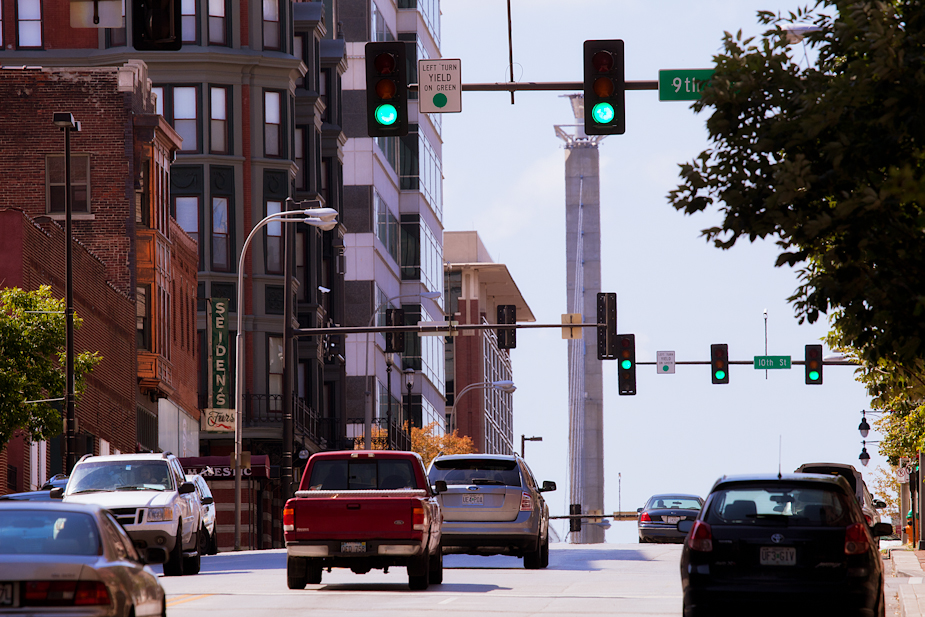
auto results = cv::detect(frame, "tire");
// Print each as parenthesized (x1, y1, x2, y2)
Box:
(306, 560, 323, 585)
(408, 551, 430, 590)
(524, 536, 543, 570)
(287, 556, 308, 589)
(209, 530, 218, 555)
(428, 544, 443, 584)
(539, 533, 550, 569)
(197, 525, 210, 556)
(162, 524, 184, 577)
(183, 529, 201, 575)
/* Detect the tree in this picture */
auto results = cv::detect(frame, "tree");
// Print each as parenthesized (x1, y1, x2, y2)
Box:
(668, 1, 925, 371)
(410, 422, 477, 468)
(0, 286, 100, 450)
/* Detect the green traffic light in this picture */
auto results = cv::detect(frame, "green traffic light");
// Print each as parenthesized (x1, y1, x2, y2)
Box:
(714, 370, 726, 380)
(621, 359, 632, 370)
(374, 104, 398, 126)
(809, 370, 820, 381)
(591, 102, 615, 124)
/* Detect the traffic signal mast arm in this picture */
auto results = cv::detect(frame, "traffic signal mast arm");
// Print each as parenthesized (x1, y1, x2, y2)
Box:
(407, 80, 658, 92)
(292, 321, 608, 337)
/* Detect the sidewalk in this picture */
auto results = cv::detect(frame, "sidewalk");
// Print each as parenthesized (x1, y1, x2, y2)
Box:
(892, 546, 925, 617)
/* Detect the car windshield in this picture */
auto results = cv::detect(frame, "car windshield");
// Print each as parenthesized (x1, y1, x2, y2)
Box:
(68, 461, 173, 493)
(705, 484, 853, 526)
(646, 496, 702, 510)
(306, 459, 419, 491)
(428, 458, 522, 487)
(0, 510, 101, 556)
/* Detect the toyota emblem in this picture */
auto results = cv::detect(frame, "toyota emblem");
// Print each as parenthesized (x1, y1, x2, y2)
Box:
(771, 533, 785, 544)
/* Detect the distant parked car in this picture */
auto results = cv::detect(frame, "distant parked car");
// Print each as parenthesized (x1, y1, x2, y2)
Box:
(426, 453, 556, 569)
(0, 500, 167, 616)
(677, 473, 892, 617)
(637, 493, 703, 543)
(0, 474, 69, 501)
(186, 473, 217, 555)
(794, 462, 884, 526)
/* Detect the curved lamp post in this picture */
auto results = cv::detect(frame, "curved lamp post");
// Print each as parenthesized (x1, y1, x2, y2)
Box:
(363, 290, 441, 449)
(234, 206, 337, 551)
(450, 380, 516, 451)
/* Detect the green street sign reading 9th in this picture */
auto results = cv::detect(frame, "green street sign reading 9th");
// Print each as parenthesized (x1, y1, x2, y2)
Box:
(754, 355, 792, 370)
(658, 69, 715, 101)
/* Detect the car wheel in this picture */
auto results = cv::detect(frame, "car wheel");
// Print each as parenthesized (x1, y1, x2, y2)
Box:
(524, 535, 543, 570)
(163, 523, 184, 577)
(183, 528, 201, 575)
(209, 530, 218, 555)
(540, 533, 550, 568)
(306, 560, 323, 585)
(197, 524, 210, 556)
(429, 544, 444, 584)
(408, 551, 430, 590)
(287, 556, 308, 589)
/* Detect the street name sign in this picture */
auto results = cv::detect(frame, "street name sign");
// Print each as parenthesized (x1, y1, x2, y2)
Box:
(754, 355, 792, 369)
(418, 59, 461, 113)
(657, 351, 675, 374)
(658, 69, 715, 101)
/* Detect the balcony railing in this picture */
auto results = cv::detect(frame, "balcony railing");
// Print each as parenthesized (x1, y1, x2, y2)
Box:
(345, 417, 412, 452)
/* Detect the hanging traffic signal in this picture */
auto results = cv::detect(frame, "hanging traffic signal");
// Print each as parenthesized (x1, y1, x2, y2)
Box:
(805, 344, 823, 384)
(583, 40, 625, 135)
(133, 0, 182, 51)
(597, 292, 617, 360)
(569, 503, 582, 533)
(497, 305, 516, 350)
(365, 42, 409, 137)
(385, 308, 405, 353)
(711, 344, 729, 384)
(616, 334, 636, 395)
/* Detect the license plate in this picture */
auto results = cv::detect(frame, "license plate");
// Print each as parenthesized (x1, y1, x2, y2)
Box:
(0, 582, 17, 607)
(462, 494, 484, 505)
(664, 516, 680, 524)
(760, 546, 796, 566)
(341, 542, 366, 553)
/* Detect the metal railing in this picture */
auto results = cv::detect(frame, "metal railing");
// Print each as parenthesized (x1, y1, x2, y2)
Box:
(346, 417, 412, 452)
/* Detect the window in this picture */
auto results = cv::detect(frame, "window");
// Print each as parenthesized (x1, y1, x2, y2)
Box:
(137, 285, 151, 350)
(320, 159, 329, 204)
(294, 128, 305, 190)
(211, 197, 230, 271)
(262, 0, 280, 50)
(371, 1, 393, 42)
(400, 125, 443, 220)
(170, 165, 204, 269)
(268, 336, 283, 411)
(319, 70, 328, 119)
(0, 1, 4, 47)
(107, 0, 126, 47)
(208, 0, 226, 45)
(47, 155, 90, 214)
(152, 86, 164, 116)
(374, 191, 399, 264)
(295, 231, 306, 300)
(264, 91, 281, 157)
(210, 87, 229, 154)
(175, 196, 200, 244)
(293, 35, 305, 88)
(265, 200, 282, 273)
(17, 0, 42, 48)
(174, 87, 199, 152)
(181, 0, 197, 44)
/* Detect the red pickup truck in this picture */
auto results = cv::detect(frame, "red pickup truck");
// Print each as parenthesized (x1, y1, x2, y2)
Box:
(283, 450, 446, 590)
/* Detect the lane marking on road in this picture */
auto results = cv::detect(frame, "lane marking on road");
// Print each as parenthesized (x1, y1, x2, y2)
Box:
(438, 597, 458, 604)
(167, 594, 213, 607)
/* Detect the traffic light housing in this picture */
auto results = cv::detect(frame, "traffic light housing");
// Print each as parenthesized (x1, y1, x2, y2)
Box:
(805, 344, 823, 384)
(597, 292, 617, 360)
(583, 40, 625, 135)
(711, 343, 729, 384)
(365, 42, 409, 137)
(133, 0, 182, 51)
(497, 305, 516, 349)
(616, 334, 636, 395)
(385, 308, 405, 353)
(569, 503, 582, 533)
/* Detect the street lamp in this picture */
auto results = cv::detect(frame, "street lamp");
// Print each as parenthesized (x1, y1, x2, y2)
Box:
(52, 112, 80, 473)
(363, 290, 441, 449)
(859, 440, 880, 467)
(233, 206, 337, 551)
(404, 368, 415, 430)
(521, 435, 542, 458)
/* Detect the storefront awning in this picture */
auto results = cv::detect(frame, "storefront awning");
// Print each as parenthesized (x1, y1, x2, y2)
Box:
(179, 455, 270, 478)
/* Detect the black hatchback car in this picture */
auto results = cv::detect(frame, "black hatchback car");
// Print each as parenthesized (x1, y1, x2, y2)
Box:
(678, 473, 892, 617)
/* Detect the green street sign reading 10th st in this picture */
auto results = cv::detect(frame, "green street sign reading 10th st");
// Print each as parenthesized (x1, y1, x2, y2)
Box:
(754, 355, 792, 370)
(658, 69, 715, 101)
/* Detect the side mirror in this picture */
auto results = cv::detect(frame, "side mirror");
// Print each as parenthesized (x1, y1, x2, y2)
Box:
(50, 487, 64, 499)
(636, 507, 643, 513)
(179, 482, 196, 495)
(677, 520, 694, 534)
(872, 522, 893, 538)
(873, 499, 887, 509)
(539, 481, 556, 493)
(433, 480, 448, 494)
(201, 496, 214, 505)
(143, 547, 169, 565)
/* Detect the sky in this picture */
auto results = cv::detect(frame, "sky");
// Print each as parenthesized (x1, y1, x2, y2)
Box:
(438, 0, 889, 542)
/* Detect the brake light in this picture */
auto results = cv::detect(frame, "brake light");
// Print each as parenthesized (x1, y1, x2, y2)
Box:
(845, 522, 870, 555)
(864, 513, 873, 526)
(520, 492, 533, 512)
(413, 506, 427, 531)
(283, 505, 295, 532)
(687, 520, 713, 552)
(639, 511, 652, 522)
(23, 581, 110, 607)
(74, 581, 111, 606)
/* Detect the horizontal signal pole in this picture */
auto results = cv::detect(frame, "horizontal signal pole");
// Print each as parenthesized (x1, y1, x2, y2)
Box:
(293, 321, 604, 338)
(636, 360, 859, 366)
(408, 80, 658, 92)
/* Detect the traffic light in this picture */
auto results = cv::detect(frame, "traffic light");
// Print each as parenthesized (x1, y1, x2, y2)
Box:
(385, 308, 404, 353)
(133, 0, 182, 51)
(805, 344, 823, 384)
(497, 305, 516, 349)
(365, 42, 409, 137)
(583, 40, 625, 135)
(570, 503, 582, 533)
(597, 292, 617, 360)
(616, 334, 636, 395)
(711, 343, 729, 384)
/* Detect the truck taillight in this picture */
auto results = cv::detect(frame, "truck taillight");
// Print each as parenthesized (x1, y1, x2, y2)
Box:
(413, 506, 427, 531)
(283, 505, 295, 532)
(23, 581, 110, 606)
(520, 492, 533, 511)
(639, 511, 651, 522)
(687, 520, 713, 552)
(845, 522, 870, 555)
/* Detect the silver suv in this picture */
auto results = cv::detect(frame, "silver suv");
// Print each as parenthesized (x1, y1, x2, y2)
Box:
(427, 453, 555, 569)
(61, 452, 202, 575)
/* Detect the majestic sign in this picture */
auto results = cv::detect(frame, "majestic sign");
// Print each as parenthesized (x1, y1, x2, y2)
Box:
(204, 298, 233, 432)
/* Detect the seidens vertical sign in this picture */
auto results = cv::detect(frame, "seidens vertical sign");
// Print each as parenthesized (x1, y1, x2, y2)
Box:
(418, 59, 462, 113)
(203, 298, 234, 432)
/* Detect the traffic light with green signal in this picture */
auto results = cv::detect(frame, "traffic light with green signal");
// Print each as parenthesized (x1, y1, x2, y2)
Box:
(365, 42, 409, 137)
(616, 334, 636, 395)
(597, 292, 617, 360)
(583, 40, 625, 135)
(711, 344, 729, 384)
(133, 0, 182, 51)
(805, 344, 823, 384)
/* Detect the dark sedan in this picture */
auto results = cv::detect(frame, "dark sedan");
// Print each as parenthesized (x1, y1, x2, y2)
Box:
(678, 473, 892, 617)
(637, 493, 703, 543)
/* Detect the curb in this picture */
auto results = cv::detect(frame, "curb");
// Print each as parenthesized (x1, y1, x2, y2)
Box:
(892, 548, 925, 617)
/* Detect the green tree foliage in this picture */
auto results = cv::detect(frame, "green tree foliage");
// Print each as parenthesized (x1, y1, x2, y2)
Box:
(668, 1, 925, 370)
(0, 286, 100, 450)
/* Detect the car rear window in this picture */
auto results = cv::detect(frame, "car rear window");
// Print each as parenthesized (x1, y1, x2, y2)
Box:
(705, 484, 854, 527)
(646, 496, 702, 510)
(307, 459, 419, 490)
(0, 511, 101, 556)
(428, 459, 522, 487)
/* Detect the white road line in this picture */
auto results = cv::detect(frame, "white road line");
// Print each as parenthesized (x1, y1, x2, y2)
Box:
(438, 597, 458, 604)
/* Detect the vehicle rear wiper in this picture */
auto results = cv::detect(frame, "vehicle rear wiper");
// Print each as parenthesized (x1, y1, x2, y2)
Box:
(472, 479, 505, 485)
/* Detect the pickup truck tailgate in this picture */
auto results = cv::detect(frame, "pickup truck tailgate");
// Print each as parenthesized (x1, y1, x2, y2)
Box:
(291, 491, 425, 538)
